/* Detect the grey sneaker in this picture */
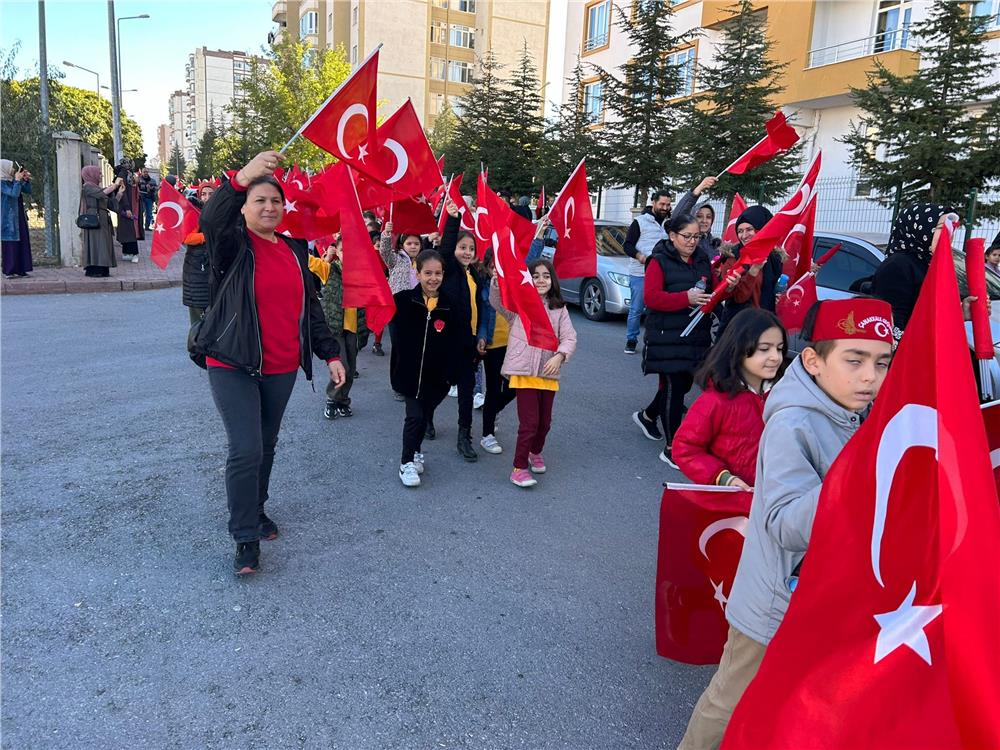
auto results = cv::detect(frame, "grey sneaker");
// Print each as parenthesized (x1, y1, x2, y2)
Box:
(399, 462, 421, 487)
(412, 452, 425, 474)
(480, 435, 502, 454)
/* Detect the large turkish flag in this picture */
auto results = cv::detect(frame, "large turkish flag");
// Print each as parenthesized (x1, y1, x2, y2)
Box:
(723, 220, 1000, 749)
(547, 159, 597, 279)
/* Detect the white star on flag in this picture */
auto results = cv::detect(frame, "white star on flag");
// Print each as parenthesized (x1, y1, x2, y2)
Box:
(520, 269, 533, 285)
(710, 579, 728, 611)
(357, 143, 368, 163)
(154, 223, 165, 234)
(873, 581, 942, 666)
(564, 228, 572, 239)
(284, 200, 298, 213)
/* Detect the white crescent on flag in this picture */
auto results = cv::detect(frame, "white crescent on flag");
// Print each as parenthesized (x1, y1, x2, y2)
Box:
(157, 202, 184, 229)
(473, 207, 489, 241)
(563, 197, 575, 239)
(384, 138, 409, 184)
(336, 103, 369, 160)
(698, 516, 749, 559)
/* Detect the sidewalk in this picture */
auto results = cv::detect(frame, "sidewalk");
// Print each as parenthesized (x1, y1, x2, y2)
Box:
(1, 239, 182, 296)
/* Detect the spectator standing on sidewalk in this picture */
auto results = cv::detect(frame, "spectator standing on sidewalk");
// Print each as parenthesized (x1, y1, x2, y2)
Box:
(1, 158, 33, 278)
(79, 166, 121, 278)
(138, 167, 157, 231)
(623, 189, 672, 355)
(114, 160, 142, 263)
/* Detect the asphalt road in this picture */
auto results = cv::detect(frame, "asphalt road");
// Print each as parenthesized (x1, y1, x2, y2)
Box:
(1, 288, 711, 749)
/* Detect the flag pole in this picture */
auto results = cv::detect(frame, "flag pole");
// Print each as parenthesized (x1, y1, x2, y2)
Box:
(714, 134, 768, 180)
(278, 43, 384, 155)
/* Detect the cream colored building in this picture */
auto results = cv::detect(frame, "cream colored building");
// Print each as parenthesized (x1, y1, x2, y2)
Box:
(271, 0, 552, 125)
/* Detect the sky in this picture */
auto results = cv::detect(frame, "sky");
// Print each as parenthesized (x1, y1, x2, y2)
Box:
(1, 0, 274, 161)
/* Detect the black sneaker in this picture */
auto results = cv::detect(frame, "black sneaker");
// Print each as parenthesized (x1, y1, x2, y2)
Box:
(234, 540, 260, 575)
(632, 410, 663, 441)
(425, 422, 436, 440)
(336, 404, 353, 418)
(259, 512, 278, 541)
(659, 447, 679, 469)
(624, 339, 638, 354)
(372, 343, 385, 356)
(323, 401, 338, 420)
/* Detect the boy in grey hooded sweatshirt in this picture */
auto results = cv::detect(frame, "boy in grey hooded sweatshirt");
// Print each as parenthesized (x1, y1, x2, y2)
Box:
(678, 297, 895, 750)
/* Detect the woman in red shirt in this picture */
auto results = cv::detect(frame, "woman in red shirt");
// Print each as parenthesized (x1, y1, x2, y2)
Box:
(196, 150, 345, 575)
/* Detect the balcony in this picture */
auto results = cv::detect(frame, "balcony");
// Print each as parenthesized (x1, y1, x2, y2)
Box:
(272, 0, 286, 23)
(807, 29, 917, 68)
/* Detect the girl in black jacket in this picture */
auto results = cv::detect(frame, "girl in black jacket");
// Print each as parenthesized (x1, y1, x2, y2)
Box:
(390, 249, 460, 487)
(195, 150, 345, 575)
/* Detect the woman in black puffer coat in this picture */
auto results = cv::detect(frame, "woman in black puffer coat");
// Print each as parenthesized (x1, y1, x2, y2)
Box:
(182, 182, 215, 324)
(631, 214, 713, 468)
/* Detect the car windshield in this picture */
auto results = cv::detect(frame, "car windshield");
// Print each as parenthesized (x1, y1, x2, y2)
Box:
(597, 225, 629, 257)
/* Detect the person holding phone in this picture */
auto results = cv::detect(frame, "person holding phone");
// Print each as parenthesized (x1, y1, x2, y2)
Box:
(1, 159, 34, 278)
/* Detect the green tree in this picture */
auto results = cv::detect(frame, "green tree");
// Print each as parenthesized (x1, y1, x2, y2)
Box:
(538, 59, 607, 196)
(674, 0, 800, 205)
(166, 143, 187, 179)
(427, 102, 457, 163)
(592, 0, 695, 207)
(450, 51, 511, 192)
(843, 0, 1000, 214)
(494, 41, 544, 194)
(193, 120, 221, 178)
(217, 37, 351, 171)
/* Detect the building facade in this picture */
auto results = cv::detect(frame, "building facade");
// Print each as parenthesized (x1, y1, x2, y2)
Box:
(270, 0, 551, 126)
(167, 89, 194, 164)
(156, 124, 170, 169)
(563, 0, 1000, 234)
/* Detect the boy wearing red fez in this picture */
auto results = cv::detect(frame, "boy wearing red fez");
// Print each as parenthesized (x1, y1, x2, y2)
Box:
(678, 297, 894, 750)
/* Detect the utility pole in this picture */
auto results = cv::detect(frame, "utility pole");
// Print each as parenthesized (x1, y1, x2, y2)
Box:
(108, 0, 123, 163)
(38, 0, 58, 258)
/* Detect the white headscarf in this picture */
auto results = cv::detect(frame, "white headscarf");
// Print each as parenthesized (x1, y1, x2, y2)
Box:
(0, 159, 14, 180)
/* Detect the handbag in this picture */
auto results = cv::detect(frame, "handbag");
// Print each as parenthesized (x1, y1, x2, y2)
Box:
(76, 192, 99, 229)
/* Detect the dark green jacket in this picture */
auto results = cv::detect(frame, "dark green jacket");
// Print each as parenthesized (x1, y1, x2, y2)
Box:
(320, 258, 369, 336)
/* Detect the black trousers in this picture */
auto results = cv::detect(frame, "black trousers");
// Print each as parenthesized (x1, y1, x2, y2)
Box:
(326, 331, 358, 405)
(644, 371, 695, 444)
(208, 367, 297, 542)
(482, 346, 515, 437)
(401, 382, 448, 465)
(427, 355, 476, 431)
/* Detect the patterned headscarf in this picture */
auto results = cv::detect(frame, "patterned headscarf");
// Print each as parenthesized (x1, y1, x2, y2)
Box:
(81, 165, 103, 186)
(886, 203, 952, 262)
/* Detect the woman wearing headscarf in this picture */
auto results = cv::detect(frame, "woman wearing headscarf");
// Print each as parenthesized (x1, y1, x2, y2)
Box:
(674, 176, 722, 259)
(714, 205, 784, 331)
(114, 160, 142, 263)
(182, 181, 216, 323)
(1, 158, 34, 278)
(871, 202, 953, 335)
(80, 166, 123, 278)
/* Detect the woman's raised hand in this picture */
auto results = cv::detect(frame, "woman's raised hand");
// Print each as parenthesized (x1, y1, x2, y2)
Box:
(237, 151, 282, 186)
(445, 198, 460, 218)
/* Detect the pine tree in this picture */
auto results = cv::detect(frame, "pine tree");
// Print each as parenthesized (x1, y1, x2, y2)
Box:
(427, 103, 457, 163)
(495, 42, 544, 195)
(844, 0, 1000, 214)
(674, 0, 800, 205)
(593, 0, 695, 208)
(167, 143, 186, 179)
(538, 59, 606, 194)
(193, 120, 220, 179)
(450, 51, 509, 192)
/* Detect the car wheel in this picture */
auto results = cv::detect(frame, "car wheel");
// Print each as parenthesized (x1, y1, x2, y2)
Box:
(581, 278, 607, 321)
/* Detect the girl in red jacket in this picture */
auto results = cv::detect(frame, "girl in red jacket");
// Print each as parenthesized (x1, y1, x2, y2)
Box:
(672, 308, 787, 490)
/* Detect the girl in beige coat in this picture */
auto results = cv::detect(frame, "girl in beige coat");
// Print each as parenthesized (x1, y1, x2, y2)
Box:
(489, 258, 577, 487)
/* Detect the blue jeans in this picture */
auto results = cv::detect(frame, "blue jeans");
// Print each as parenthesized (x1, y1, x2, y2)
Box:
(626, 275, 645, 342)
(142, 196, 155, 229)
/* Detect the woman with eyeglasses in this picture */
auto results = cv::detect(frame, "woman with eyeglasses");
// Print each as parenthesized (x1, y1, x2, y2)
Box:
(631, 213, 713, 468)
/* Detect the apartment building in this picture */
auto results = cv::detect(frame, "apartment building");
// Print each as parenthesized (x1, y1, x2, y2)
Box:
(156, 124, 170, 168)
(270, 0, 551, 126)
(565, 0, 1000, 228)
(167, 89, 194, 163)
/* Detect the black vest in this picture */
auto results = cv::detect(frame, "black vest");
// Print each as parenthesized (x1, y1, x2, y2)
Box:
(642, 241, 712, 375)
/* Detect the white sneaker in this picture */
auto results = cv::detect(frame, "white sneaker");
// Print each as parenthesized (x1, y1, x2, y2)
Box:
(473, 392, 485, 409)
(480, 435, 502, 454)
(412, 452, 425, 474)
(399, 462, 421, 487)
(130, 255, 140, 263)
(448, 385, 458, 398)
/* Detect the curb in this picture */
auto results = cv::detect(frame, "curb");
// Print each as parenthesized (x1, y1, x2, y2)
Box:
(1, 277, 181, 296)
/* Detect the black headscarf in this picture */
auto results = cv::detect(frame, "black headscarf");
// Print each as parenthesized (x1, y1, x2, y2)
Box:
(886, 203, 953, 263)
(735, 205, 773, 232)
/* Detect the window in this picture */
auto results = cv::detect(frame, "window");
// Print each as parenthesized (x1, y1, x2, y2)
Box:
(583, 80, 604, 122)
(430, 20, 448, 44)
(972, 0, 1000, 27)
(432, 0, 448, 7)
(352, 6, 358, 25)
(585, 0, 611, 52)
(874, 0, 912, 53)
(450, 24, 475, 49)
(299, 10, 318, 37)
(351, 45, 358, 64)
(449, 60, 472, 83)
(812, 240, 880, 293)
(328, 12, 332, 29)
(430, 57, 447, 80)
(666, 46, 696, 97)
(456, 0, 476, 12)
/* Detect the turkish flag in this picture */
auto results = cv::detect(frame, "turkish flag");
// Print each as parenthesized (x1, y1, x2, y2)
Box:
(721, 193, 747, 244)
(983, 400, 1000, 495)
(476, 173, 536, 258)
(548, 159, 597, 279)
(275, 169, 340, 241)
(723, 219, 1000, 750)
(781, 190, 816, 281)
(300, 48, 379, 161)
(536, 186, 546, 220)
(481, 186, 559, 350)
(722, 111, 800, 176)
(353, 100, 443, 200)
(774, 272, 817, 333)
(322, 164, 395, 335)
(438, 173, 465, 236)
(151, 180, 199, 270)
(655, 484, 752, 665)
(388, 195, 438, 235)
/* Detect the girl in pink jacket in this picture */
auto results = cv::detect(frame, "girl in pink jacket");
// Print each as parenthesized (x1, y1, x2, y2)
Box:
(489, 259, 577, 487)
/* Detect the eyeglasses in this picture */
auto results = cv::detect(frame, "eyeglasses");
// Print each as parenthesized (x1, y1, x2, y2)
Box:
(674, 232, 700, 242)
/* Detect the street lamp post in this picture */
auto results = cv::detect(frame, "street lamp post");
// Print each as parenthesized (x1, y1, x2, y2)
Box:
(63, 60, 100, 97)
(107, 6, 149, 163)
(116, 13, 149, 103)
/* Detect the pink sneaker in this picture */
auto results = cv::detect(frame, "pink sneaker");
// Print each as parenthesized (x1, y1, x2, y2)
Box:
(528, 453, 546, 474)
(510, 468, 537, 487)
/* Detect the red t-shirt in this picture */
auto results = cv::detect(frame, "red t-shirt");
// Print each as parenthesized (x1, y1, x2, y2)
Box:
(207, 230, 303, 374)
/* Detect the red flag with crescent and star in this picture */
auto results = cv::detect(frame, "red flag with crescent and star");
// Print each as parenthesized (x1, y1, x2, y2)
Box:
(721, 110, 800, 176)
(781, 189, 817, 281)
(300, 47, 379, 162)
(722, 218, 1000, 750)
(474, 173, 536, 259)
(655, 483, 752, 665)
(274, 168, 340, 241)
(439, 173, 465, 236)
(547, 159, 597, 279)
(150, 179, 199, 269)
(721, 193, 747, 244)
(479, 185, 559, 350)
(775, 272, 817, 333)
